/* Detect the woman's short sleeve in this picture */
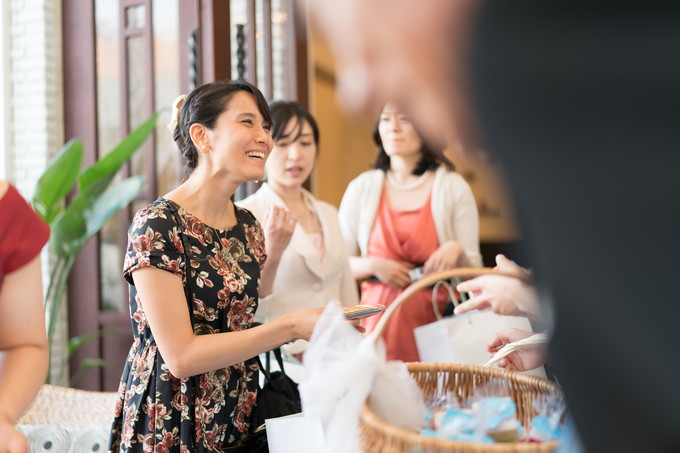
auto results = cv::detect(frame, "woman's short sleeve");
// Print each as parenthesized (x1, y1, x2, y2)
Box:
(123, 203, 185, 285)
(0, 184, 50, 285)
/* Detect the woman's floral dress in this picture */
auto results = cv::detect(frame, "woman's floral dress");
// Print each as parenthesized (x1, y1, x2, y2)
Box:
(108, 198, 266, 452)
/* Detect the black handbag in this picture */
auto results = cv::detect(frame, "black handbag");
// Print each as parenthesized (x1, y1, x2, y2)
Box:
(250, 345, 303, 453)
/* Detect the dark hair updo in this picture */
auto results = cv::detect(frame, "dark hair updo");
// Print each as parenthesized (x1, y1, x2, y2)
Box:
(172, 79, 272, 181)
(268, 100, 320, 148)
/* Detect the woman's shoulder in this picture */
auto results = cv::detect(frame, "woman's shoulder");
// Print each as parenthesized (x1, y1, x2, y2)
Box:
(345, 169, 384, 193)
(129, 198, 177, 230)
(234, 204, 259, 225)
(235, 184, 273, 219)
(435, 166, 471, 187)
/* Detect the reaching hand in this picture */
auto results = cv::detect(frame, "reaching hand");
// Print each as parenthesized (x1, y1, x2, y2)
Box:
(370, 257, 412, 288)
(262, 205, 296, 261)
(423, 240, 464, 275)
(493, 254, 527, 275)
(487, 328, 547, 371)
(454, 255, 541, 319)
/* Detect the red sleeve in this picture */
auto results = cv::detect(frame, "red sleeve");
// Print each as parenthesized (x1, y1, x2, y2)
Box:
(0, 185, 50, 282)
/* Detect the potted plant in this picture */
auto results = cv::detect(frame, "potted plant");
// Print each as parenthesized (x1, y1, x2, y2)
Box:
(32, 113, 158, 384)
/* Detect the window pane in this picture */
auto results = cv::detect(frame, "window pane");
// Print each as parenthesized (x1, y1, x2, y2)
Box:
(271, 0, 287, 100)
(128, 34, 148, 177)
(153, 0, 180, 195)
(126, 5, 146, 30)
(96, 0, 126, 313)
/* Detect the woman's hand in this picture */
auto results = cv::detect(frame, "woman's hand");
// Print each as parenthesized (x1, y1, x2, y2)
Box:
(487, 328, 547, 371)
(493, 253, 527, 275)
(370, 257, 412, 288)
(0, 417, 28, 453)
(423, 240, 464, 275)
(282, 307, 325, 342)
(454, 275, 538, 317)
(454, 254, 541, 319)
(262, 205, 296, 261)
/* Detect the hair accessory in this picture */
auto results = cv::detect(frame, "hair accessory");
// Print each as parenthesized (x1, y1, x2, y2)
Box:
(167, 94, 187, 132)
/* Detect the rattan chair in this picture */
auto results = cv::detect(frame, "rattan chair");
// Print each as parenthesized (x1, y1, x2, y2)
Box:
(17, 384, 118, 428)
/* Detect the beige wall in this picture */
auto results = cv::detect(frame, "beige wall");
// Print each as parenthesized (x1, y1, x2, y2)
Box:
(306, 30, 521, 243)
(308, 35, 375, 209)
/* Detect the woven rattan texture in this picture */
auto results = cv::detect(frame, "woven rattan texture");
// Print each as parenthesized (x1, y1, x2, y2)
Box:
(17, 384, 117, 428)
(360, 363, 559, 453)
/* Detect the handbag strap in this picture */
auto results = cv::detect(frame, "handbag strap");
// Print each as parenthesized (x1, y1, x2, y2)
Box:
(255, 347, 287, 384)
(430, 278, 470, 320)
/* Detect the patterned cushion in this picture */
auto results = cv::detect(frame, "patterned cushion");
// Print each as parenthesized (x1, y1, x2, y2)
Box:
(16, 425, 109, 453)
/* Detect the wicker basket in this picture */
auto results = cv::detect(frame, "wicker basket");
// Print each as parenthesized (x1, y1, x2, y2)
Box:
(359, 268, 560, 453)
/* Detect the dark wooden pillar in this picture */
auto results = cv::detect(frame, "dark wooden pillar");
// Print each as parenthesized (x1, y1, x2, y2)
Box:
(63, 0, 101, 390)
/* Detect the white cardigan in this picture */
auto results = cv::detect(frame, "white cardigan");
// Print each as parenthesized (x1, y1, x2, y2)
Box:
(237, 183, 358, 327)
(338, 166, 483, 267)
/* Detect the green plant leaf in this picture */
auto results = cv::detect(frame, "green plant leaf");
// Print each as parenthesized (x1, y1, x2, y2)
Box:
(49, 198, 87, 257)
(78, 113, 159, 192)
(32, 139, 83, 225)
(49, 176, 145, 257)
(84, 176, 145, 238)
(68, 327, 115, 357)
(69, 358, 108, 387)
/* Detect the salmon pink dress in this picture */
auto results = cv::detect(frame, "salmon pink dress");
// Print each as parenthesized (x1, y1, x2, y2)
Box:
(360, 190, 448, 362)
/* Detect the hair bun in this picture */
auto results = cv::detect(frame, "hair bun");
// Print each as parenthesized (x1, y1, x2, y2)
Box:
(167, 94, 187, 132)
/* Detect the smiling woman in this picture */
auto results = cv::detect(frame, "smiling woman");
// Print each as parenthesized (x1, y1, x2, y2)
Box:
(237, 100, 359, 356)
(107, 81, 336, 452)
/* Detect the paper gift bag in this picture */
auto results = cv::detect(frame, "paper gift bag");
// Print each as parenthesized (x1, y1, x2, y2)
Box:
(265, 413, 327, 453)
(414, 281, 546, 377)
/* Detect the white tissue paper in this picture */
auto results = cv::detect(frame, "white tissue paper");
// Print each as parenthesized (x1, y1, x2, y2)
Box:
(299, 300, 426, 453)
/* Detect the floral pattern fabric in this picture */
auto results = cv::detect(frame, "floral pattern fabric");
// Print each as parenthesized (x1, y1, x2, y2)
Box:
(108, 198, 266, 452)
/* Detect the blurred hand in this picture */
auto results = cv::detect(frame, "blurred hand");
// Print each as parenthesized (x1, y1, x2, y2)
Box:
(370, 257, 412, 288)
(262, 205, 296, 261)
(487, 328, 547, 371)
(0, 419, 28, 453)
(493, 254, 527, 275)
(454, 254, 540, 319)
(423, 240, 464, 275)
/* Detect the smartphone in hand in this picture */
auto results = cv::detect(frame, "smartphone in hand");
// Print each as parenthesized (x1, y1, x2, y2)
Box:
(343, 304, 386, 320)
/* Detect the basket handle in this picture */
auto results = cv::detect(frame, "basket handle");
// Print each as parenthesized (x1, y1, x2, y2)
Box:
(369, 267, 529, 343)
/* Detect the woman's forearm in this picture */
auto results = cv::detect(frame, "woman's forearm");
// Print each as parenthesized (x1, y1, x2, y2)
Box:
(0, 344, 48, 422)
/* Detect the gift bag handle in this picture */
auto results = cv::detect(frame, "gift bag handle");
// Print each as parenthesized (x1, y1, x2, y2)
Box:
(371, 267, 529, 343)
(430, 278, 472, 320)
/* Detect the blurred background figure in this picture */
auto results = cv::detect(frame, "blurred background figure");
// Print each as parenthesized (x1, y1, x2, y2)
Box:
(338, 102, 481, 362)
(308, 1, 680, 452)
(0, 181, 50, 453)
(237, 100, 358, 357)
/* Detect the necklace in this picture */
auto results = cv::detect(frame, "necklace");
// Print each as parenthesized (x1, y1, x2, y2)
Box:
(190, 187, 229, 260)
(386, 170, 430, 190)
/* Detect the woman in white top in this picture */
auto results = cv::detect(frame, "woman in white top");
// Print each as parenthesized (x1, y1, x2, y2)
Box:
(338, 102, 482, 361)
(237, 101, 359, 354)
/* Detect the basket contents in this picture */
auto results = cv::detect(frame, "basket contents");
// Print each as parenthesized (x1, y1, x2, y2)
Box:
(421, 378, 565, 445)
(525, 393, 566, 443)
